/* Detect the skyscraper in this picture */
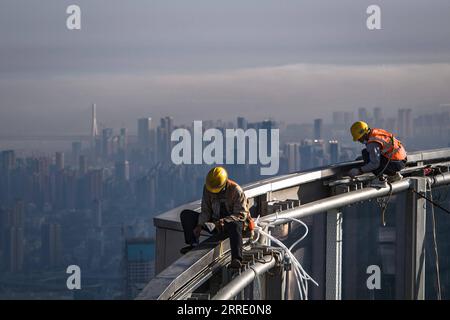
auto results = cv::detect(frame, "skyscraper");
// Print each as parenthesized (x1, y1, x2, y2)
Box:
(71, 142, 82, 166)
(314, 118, 323, 140)
(398, 108, 412, 140)
(138, 118, 151, 149)
(329, 140, 340, 164)
(285, 143, 301, 173)
(373, 107, 383, 128)
(91, 104, 98, 150)
(79, 155, 87, 175)
(300, 140, 313, 170)
(55, 152, 64, 171)
(124, 238, 154, 299)
(3, 200, 25, 273)
(92, 199, 102, 229)
(5, 227, 24, 273)
(89, 169, 104, 202)
(237, 117, 248, 130)
(102, 128, 114, 160)
(41, 222, 62, 269)
(115, 160, 130, 183)
(0, 150, 15, 205)
(119, 128, 128, 161)
(358, 108, 370, 123)
(1, 150, 15, 172)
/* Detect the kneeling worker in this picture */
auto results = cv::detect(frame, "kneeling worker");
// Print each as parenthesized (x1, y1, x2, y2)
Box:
(348, 121, 407, 185)
(180, 166, 250, 269)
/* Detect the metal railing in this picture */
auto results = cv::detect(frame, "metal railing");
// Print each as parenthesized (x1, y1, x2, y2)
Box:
(139, 148, 450, 300)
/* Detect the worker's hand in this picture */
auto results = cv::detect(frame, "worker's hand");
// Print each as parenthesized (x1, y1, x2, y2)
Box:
(348, 168, 361, 178)
(193, 225, 202, 239)
(215, 219, 224, 231)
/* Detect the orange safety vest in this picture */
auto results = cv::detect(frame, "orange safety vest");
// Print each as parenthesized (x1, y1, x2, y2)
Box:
(367, 128, 407, 161)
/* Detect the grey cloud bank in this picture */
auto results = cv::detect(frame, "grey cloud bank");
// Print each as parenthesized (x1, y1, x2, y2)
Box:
(0, 1, 450, 133)
(1, 63, 450, 134)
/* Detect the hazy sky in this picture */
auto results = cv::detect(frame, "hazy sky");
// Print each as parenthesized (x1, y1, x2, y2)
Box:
(1, 0, 450, 134)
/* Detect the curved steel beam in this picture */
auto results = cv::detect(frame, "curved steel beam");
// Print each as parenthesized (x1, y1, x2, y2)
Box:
(212, 254, 277, 300)
(261, 173, 450, 226)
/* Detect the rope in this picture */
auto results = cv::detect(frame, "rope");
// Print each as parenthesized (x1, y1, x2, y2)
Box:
(411, 189, 450, 215)
(376, 181, 393, 226)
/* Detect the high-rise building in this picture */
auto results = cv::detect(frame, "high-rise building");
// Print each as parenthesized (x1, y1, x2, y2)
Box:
(156, 117, 174, 163)
(115, 161, 130, 182)
(92, 199, 102, 229)
(135, 174, 156, 211)
(41, 222, 62, 269)
(161, 116, 174, 135)
(119, 128, 128, 161)
(0, 150, 15, 205)
(102, 128, 114, 159)
(1, 150, 16, 172)
(358, 108, 371, 123)
(237, 117, 248, 130)
(138, 118, 152, 149)
(314, 119, 323, 140)
(398, 108, 412, 140)
(91, 103, 98, 151)
(124, 238, 154, 299)
(344, 112, 354, 129)
(332, 112, 345, 129)
(2, 200, 25, 273)
(260, 120, 276, 157)
(373, 107, 383, 128)
(79, 155, 87, 176)
(71, 142, 82, 166)
(89, 169, 104, 202)
(285, 143, 301, 173)
(329, 140, 340, 164)
(5, 226, 24, 273)
(300, 140, 313, 170)
(55, 152, 64, 171)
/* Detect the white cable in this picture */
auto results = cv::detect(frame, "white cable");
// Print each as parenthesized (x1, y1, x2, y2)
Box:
(254, 220, 318, 300)
(250, 211, 318, 300)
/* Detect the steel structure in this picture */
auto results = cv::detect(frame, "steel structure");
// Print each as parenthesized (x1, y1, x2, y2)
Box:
(137, 148, 450, 300)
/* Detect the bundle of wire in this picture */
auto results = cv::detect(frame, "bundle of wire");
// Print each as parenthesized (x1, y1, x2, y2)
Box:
(251, 213, 319, 300)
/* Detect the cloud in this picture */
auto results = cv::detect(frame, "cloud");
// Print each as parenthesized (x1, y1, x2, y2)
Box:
(1, 63, 450, 134)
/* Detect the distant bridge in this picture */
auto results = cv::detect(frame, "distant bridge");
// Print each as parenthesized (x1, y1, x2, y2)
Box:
(138, 148, 450, 300)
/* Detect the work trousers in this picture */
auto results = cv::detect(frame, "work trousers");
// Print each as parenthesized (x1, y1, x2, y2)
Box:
(361, 148, 406, 176)
(180, 209, 243, 261)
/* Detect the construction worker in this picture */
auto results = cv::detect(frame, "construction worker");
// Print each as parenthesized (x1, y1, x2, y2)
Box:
(348, 121, 407, 185)
(179, 166, 250, 269)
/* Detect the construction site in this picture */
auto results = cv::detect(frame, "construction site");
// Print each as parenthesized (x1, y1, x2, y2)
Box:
(139, 148, 450, 300)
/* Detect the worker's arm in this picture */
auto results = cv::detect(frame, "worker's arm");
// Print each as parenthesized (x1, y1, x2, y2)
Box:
(198, 187, 212, 227)
(360, 142, 381, 173)
(230, 186, 249, 222)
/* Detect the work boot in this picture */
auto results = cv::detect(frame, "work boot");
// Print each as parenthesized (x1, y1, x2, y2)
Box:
(229, 258, 242, 269)
(180, 245, 195, 255)
(388, 172, 403, 183)
(371, 177, 388, 188)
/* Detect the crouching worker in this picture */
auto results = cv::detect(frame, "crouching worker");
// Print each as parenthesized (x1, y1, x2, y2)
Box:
(348, 121, 407, 186)
(180, 166, 250, 269)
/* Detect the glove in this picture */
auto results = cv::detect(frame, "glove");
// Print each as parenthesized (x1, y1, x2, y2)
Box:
(348, 168, 361, 178)
(214, 219, 224, 232)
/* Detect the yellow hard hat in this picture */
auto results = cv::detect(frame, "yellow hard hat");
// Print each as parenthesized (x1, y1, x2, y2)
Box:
(350, 121, 369, 141)
(205, 167, 228, 193)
